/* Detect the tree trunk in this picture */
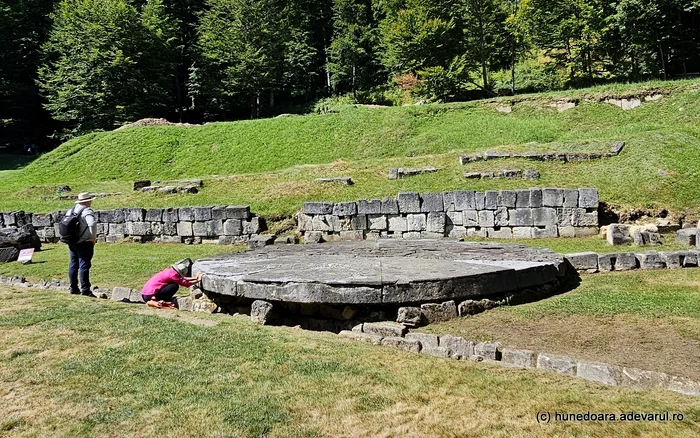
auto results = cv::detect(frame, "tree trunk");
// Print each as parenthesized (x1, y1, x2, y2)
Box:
(478, 11, 488, 96)
(352, 64, 356, 99)
(659, 45, 667, 80)
(175, 68, 184, 123)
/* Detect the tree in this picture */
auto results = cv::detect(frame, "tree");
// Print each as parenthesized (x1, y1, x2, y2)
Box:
(328, 0, 382, 97)
(38, 0, 177, 138)
(197, 0, 286, 118)
(0, 0, 55, 147)
(461, 0, 510, 94)
(378, 7, 457, 75)
(519, 0, 606, 86)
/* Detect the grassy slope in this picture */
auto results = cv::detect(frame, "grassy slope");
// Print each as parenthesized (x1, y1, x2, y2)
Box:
(0, 79, 699, 216)
(1, 287, 699, 438)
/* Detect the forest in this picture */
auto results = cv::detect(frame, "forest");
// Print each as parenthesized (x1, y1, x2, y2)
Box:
(1, 0, 699, 146)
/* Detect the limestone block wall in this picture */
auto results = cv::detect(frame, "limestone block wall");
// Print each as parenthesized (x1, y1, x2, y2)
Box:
(0, 206, 265, 245)
(299, 188, 599, 242)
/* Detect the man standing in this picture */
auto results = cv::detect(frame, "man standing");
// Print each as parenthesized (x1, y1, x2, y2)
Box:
(66, 192, 97, 297)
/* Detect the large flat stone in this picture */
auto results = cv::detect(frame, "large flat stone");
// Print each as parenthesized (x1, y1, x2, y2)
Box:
(193, 240, 567, 305)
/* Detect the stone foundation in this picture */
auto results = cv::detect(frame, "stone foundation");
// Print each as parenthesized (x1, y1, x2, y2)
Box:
(298, 188, 599, 242)
(0, 205, 265, 245)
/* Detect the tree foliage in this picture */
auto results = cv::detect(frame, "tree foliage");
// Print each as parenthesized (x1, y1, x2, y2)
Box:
(38, 0, 176, 138)
(2, 0, 699, 142)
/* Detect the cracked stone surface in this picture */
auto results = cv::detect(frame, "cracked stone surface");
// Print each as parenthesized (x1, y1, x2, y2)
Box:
(194, 240, 566, 305)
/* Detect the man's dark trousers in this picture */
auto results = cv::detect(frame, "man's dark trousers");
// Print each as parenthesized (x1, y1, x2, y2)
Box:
(68, 241, 94, 295)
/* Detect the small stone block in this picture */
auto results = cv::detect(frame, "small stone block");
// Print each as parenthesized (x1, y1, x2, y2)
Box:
(636, 251, 666, 269)
(614, 253, 637, 270)
(454, 191, 476, 210)
(303, 202, 334, 215)
(380, 197, 400, 215)
(397, 192, 421, 213)
(501, 348, 536, 368)
(478, 210, 495, 228)
(338, 330, 383, 345)
(474, 342, 499, 361)
(484, 191, 498, 210)
(362, 322, 407, 338)
(676, 228, 698, 246)
(357, 199, 381, 215)
(542, 188, 564, 207)
(333, 202, 357, 217)
(578, 188, 599, 208)
(420, 193, 444, 212)
(620, 367, 669, 389)
(440, 335, 474, 360)
(666, 375, 700, 397)
(497, 190, 516, 208)
(421, 346, 450, 358)
(396, 307, 422, 326)
(380, 337, 421, 353)
(420, 301, 458, 324)
(565, 252, 599, 272)
(537, 353, 576, 376)
(405, 333, 439, 349)
(226, 206, 251, 219)
(576, 361, 619, 386)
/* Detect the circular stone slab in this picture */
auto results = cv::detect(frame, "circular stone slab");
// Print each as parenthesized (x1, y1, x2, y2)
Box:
(194, 240, 567, 306)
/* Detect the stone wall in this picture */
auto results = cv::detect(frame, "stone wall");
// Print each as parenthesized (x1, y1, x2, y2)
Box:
(299, 188, 599, 242)
(0, 205, 265, 245)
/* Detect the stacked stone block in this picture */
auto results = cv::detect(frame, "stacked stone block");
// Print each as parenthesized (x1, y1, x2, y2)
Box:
(1, 205, 264, 245)
(299, 188, 599, 242)
(565, 249, 700, 273)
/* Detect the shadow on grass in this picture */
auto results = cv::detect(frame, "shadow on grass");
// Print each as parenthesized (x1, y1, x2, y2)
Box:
(0, 154, 37, 171)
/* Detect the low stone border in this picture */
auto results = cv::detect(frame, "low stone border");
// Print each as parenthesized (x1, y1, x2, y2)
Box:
(459, 141, 624, 165)
(464, 169, 539, 180)
(339, 322, 700, 397)
(564, 249, 700, 273)
(315, 177, 353, 185)
(388, 166, 439, 180)
(0, 275, 217, 312)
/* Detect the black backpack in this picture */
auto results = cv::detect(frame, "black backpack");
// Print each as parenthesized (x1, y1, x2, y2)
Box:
(58, 206, 85, 244)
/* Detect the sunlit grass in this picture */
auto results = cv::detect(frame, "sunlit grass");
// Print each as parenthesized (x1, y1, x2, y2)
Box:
(0, 287, 698, 437)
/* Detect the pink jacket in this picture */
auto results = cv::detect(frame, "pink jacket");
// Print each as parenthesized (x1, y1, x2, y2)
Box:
(141, 268, 195, 296)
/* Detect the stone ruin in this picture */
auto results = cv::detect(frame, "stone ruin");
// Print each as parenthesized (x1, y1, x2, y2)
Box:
(298, 187, 599, 243)
(0, 205, 266, 245)
(192, 239, 575, 331)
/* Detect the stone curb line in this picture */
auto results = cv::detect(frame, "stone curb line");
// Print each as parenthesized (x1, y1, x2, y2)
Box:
(564, 249, 700, 273)
(339, 322, 700, 397)
(0, 275, 216, 312)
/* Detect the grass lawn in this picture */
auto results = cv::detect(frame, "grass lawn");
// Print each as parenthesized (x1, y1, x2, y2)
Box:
(0, 78, 698, 218)
(0, 243, 241, 290)
(1, 286, 699, 438)
(422, 268, 700, 382)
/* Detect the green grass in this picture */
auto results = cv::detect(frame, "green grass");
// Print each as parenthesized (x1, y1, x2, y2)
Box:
(515, 269, 700, 319)
(0, 78, 699, 217)
(0, 287, 698, 438)
(0, 243, 241, 290)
